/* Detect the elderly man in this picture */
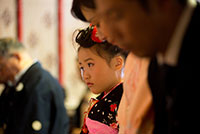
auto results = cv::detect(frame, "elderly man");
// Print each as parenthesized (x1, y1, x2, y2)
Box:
(95, 0, 200, 134)
(0, 38, 69, 134)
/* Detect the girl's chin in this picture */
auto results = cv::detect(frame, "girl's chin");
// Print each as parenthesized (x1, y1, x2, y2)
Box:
(90, 88, 101, 94)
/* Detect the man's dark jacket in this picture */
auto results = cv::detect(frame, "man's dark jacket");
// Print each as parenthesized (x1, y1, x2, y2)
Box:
(148, 2, 200, 134)
(0, 62, 69, 134)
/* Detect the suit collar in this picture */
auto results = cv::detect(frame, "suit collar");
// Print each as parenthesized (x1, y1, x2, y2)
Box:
(14, 60, 38, 84)
(157, 0, 197, 66)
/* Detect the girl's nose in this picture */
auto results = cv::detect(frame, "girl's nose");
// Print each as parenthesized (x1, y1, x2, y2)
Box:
(82, 71, 90, 81)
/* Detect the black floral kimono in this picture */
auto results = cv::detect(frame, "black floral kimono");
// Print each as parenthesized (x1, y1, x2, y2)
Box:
(81, 83, 123, 134)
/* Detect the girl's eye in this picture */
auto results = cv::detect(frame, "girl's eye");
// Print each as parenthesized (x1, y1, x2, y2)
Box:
(88, 63, 94, 67)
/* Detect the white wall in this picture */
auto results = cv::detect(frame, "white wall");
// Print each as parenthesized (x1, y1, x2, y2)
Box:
(63, 0, 88, 111)
(23, 0, 58, 77)
(0, 0, 17, 38)
(0, 0, 89, 112)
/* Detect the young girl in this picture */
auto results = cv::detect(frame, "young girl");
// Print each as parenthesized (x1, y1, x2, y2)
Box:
(75, 25, 127, 134)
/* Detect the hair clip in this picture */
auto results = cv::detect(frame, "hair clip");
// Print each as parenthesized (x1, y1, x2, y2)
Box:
(76, 25, 105, 48)
(89, 24, 103, 43)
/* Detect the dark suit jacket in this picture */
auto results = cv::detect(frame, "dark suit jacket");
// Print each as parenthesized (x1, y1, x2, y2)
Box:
(0, 62, 69, 134)
(148, 2, 200, 134)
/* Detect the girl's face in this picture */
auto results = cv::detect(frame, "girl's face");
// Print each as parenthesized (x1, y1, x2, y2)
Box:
(78, 47, 118, 94)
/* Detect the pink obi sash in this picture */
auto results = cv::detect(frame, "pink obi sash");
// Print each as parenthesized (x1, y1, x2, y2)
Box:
(86, 117, 118, 134)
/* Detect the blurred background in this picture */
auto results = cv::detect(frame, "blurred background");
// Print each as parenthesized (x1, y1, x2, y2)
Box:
(2, 0, 200, 133)
(0, 0, 93, 133)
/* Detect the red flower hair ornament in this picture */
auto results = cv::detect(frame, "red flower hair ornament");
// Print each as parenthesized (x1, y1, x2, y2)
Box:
(75, 24, 105, 48)
(91, 25, 103, 43)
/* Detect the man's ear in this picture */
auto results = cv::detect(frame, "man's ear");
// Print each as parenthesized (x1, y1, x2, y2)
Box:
(110, 56, 124, 71)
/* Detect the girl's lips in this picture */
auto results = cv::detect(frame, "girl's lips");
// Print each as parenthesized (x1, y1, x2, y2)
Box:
(87, 82, 94, 87)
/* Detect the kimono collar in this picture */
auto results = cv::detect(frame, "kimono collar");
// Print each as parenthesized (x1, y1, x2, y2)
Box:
(97, 82, 123, 100)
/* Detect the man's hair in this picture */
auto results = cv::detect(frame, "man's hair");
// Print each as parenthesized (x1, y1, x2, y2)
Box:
(71, 0, 95, 22)
(0, 38, 25, 57)
(138, 0, 187, 9)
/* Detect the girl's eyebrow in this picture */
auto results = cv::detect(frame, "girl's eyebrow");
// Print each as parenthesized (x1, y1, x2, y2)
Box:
(79, 58, 94, 65)
(84, 58, 94, 62)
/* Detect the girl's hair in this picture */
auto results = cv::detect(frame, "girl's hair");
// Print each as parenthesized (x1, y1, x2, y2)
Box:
(75, 25, 128, 64)
(71, 0, 95, 22)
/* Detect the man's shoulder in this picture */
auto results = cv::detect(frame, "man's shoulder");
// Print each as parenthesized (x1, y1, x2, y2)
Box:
(20, 63, 62, 94)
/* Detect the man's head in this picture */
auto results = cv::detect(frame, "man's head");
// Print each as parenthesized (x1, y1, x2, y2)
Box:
(71, 0, 96, 22)
(0, 38, 27, 83)
(95, 0, 187, 57)
(0, 38, 25, 57)
(71, 0, 108, 41)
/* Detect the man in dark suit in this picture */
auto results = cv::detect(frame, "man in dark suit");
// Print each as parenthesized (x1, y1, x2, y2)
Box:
(0, 38, 69, 134)
(95, 0, 200, 133)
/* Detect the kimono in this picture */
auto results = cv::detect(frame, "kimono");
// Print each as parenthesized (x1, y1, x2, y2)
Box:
(81, 83, 123, 134)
